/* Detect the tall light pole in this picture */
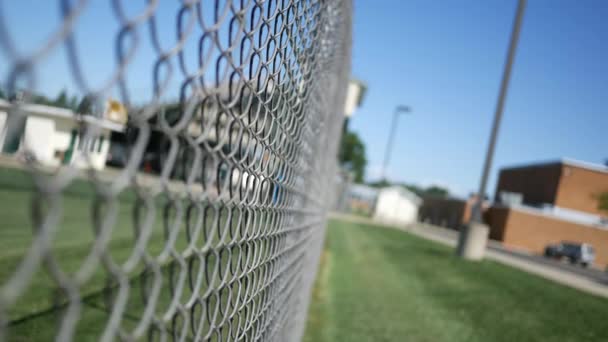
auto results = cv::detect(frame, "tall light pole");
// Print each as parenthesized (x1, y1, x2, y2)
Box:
(457, 0, 527, 259)
(343, 80, 367, 133)
(380, 105, 411, 181)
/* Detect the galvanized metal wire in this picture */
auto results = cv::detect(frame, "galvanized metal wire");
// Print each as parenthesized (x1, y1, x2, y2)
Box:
(0, 0, 351, 340)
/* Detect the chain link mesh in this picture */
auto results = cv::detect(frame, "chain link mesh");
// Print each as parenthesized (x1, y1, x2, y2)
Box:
(0, 0, 351, 340)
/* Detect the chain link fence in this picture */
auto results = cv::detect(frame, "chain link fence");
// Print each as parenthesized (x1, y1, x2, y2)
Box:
(0, 0, 351, 340)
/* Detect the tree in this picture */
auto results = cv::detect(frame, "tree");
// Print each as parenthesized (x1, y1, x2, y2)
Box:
(403, 184, 424, 196)
(368, 179, 390, 188)
(77, 94, 99, 115)
(69, 95, 80, 111)
(425, 185, 449, 197)
(368, 179, 449, 198)
(339, 131, 367, 183)
(11, 89, 81, 111)
(55, 90, 69, 109)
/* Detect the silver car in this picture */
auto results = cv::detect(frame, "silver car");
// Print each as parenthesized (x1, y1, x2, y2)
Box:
(544, 242, 595, 268)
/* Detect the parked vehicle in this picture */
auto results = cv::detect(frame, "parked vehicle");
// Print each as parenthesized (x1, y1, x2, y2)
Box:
(544, 242, 595, 267)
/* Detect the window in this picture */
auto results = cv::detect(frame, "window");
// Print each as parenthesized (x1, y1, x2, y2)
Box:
(98, 136, 105, 153)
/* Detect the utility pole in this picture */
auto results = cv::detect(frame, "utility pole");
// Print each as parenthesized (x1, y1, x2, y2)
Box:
(457, 0, 527, 260)
(380, 105, 411, 182)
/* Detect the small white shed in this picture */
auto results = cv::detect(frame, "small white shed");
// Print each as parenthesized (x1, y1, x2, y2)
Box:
(373, 186, 421, 225)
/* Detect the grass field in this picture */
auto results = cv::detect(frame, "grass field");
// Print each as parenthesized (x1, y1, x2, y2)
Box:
(4, 164, 608, 341)
(0, 167, 233, 340)
(303, 219, 608, 342)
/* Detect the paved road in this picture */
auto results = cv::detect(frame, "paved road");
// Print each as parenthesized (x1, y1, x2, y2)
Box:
(331, 213, 608, 298)
(413, 222, 608, 285)
(489, 241, 608, 284)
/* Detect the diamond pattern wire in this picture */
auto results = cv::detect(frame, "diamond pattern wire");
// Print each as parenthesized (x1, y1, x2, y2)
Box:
(0, 0, 351, 341)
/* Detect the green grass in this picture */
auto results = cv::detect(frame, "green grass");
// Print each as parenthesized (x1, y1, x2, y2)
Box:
(5, 164, 608, 341)
(303, 219, 608, 342)
(0, 167, 238, 341)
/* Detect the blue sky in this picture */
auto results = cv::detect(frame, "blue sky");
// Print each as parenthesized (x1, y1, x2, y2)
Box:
(1, 1, 607, 197)
(0, 1, 230, 103)
(350, 0, 608, 197)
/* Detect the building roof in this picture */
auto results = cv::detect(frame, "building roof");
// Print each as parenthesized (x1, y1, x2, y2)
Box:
(500, 158, 608, 175)
(0, 99, 125, 132)
(379, 186, 422, 205)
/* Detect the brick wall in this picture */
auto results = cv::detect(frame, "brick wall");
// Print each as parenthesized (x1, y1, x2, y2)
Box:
(487, 206, 608, 268)
(495, 161, 608, 216)
(419, 197, 466, 229)
(485, 207, 509, 241)
(420, 196, 489, 230)
(555, 164, 608, 216)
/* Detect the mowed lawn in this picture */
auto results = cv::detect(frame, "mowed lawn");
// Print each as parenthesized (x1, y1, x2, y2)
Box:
(0, 167, 228, 340)
(4, 163, 608, 341)
(303, 219, 608, 342)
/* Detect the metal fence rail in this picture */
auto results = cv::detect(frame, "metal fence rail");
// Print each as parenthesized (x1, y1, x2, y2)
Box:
(0, 0, 351, 341)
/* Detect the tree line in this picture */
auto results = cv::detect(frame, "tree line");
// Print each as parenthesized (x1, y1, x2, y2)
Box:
(0, 88, 86, 113)
(338, 125, 449, 197)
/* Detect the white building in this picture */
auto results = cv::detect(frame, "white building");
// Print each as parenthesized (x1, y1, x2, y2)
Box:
(0, 99, 125, 170)
(374, 186, 422, 225)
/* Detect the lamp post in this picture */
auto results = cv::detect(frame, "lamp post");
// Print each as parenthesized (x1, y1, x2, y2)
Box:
(456, 0, 527, 260)
(380, 105, 411, 181)
(343, 80, 366, 133)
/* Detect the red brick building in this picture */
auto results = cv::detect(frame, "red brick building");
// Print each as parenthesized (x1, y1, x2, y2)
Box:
(419, 195, 487, 230)
(487, 159, 608, 267)
(495, 159, 608, 215)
